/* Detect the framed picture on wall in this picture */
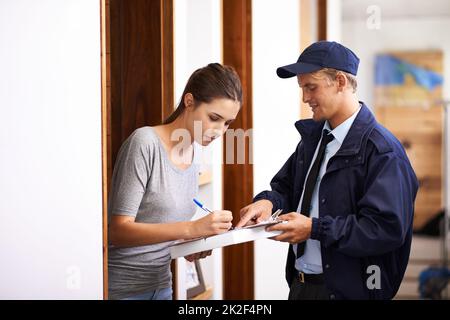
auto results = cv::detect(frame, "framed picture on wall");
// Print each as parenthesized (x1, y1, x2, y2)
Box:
(186, 260, 206, 299)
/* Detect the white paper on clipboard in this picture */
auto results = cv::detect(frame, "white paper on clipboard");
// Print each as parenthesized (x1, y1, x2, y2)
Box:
(169, 219, 284, 259)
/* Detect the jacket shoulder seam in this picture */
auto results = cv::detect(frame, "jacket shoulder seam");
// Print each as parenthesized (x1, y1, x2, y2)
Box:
(368, 126, 394, 154)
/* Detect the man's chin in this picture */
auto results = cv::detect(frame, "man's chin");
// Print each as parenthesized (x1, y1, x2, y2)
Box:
(312, 113, 324, 122)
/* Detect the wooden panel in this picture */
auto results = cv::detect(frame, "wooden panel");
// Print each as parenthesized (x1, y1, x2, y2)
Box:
(317, 0, 327, 41)
(110, 0, 173, 166)
(108, 0, 174, 299)
(222, 0, 254, 300)
(376, 106, 442, 134)
(100, 0, 110, 300)
(376, 107, 442, 230)
(170, 259, 178, 300)
(161, 0, 174, 120)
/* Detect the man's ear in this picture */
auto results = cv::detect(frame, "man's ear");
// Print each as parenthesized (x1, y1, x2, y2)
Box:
(184, 93, 194, 110)
(335, 72, 347, 93)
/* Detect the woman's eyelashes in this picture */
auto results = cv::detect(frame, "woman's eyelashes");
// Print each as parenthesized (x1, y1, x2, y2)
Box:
(208, 114, 234, 126)
(208, 115, 220, 122)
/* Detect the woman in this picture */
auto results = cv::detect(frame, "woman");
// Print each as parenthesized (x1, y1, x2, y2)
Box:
(108, 63, 242, 300)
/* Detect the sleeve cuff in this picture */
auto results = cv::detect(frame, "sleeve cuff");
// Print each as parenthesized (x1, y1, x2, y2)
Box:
(310, 217, 322, 240)
(253, 191, 279, 212)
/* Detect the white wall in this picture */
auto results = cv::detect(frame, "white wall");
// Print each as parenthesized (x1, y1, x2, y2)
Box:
(0, 0, 103, 299)
(253, 0, 301, 300)
(174, 0, 223, 300)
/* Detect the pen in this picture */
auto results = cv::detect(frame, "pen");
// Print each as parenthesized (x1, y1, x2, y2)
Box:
(193, 198, 212, 213)
(193, 198, 234, 230)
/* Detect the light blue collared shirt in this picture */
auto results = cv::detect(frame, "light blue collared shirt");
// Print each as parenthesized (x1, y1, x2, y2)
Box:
(293, 105, 361, 274)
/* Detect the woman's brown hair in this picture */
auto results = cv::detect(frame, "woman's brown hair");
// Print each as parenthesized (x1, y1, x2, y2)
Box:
(163, 63, 243, 124)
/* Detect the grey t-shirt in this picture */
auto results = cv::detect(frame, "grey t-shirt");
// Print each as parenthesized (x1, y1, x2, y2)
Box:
(108, 126, 199, 300)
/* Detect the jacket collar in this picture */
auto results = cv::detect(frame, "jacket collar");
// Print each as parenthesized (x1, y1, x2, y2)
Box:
(294, 102, 376, 156)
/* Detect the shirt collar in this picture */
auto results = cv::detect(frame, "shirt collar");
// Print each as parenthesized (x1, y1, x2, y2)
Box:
(323, 105, 362, 145)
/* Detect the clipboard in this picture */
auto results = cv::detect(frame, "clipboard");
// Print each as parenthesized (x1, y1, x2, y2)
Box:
(169, 216, 285, 259)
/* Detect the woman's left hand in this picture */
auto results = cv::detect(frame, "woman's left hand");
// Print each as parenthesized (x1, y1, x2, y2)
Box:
(184, 250, 212, 262)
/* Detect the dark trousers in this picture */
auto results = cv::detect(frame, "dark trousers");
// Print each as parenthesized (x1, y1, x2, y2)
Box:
(288, 275, 330, 300)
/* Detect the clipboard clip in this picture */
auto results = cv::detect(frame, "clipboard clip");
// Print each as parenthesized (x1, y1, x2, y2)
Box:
(270, 209, 283, 221)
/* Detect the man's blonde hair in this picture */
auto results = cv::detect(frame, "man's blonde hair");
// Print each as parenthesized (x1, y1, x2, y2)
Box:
(311, 68, 357, 93)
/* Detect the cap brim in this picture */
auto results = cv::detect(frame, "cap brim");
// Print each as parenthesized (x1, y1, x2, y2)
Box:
(276, 62, 323, 78)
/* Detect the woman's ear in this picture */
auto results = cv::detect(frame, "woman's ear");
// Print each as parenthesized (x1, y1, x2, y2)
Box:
(184, 93, 195, 110)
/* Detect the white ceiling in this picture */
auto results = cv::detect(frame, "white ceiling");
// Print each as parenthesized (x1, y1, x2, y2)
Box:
(342, 0, 450, 20)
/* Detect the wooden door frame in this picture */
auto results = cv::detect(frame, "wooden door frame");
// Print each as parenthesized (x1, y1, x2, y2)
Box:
(221, 0, 328, 299)
(100, 0, 174, 300)
(100, 0, 110, 300)
(222, 0, 254, 300)
(317, 0, 327, 41)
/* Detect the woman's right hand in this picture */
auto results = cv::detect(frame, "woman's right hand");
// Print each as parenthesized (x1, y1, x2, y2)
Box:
(190, 210, 233, 238)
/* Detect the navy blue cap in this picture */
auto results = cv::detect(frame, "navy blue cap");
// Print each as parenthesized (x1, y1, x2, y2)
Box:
(276, 41, 360, 78)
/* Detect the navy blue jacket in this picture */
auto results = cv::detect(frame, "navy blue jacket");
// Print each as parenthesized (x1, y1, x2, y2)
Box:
(254, 103, 418, 299)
